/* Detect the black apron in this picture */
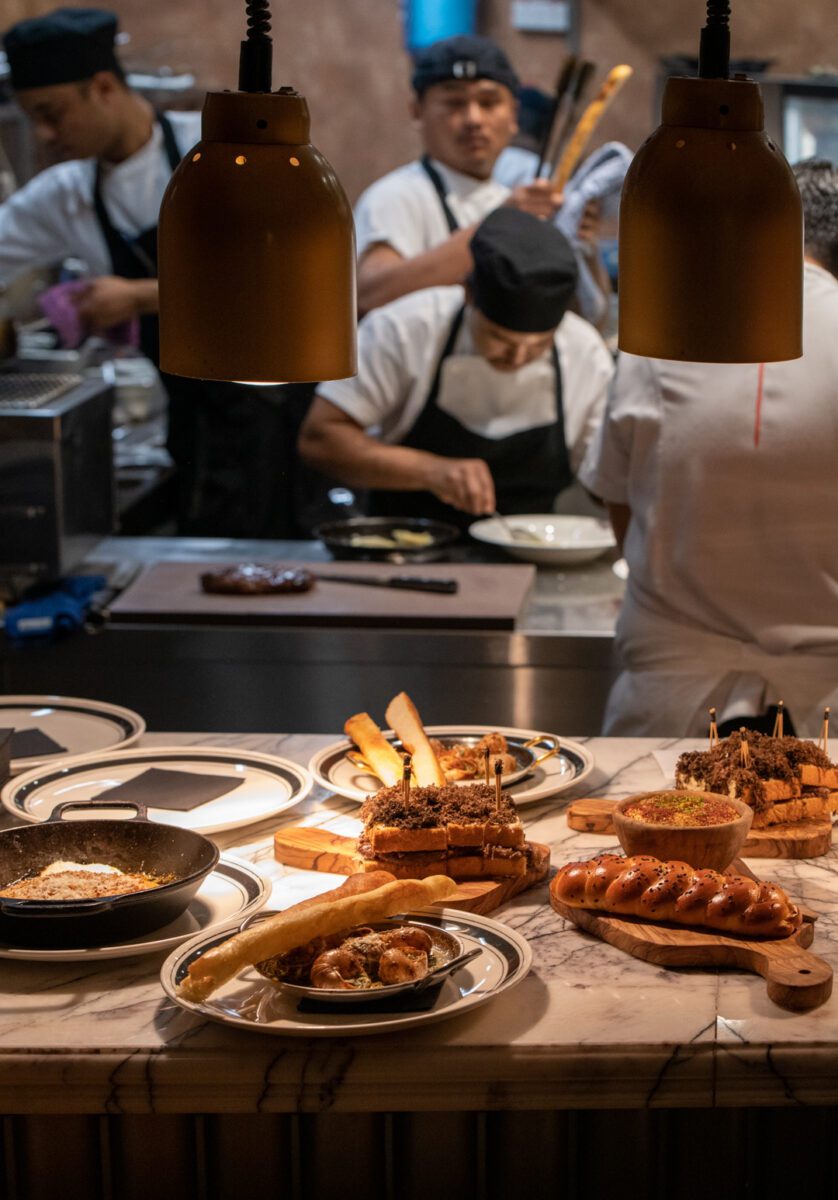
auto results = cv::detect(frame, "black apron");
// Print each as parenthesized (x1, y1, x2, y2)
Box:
(420, 155, 459, 233)
(93, 114, 294, 536)
(370, 305, 573, 529)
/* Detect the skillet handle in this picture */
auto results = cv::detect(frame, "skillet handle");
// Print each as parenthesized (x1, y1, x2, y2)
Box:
(523, 733, 561, 766)
(48, 800, 149, 822)
(0, 895, 114, 916)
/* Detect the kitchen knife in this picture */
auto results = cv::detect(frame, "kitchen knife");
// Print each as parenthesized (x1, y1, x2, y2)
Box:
(316, 573, 458, 594)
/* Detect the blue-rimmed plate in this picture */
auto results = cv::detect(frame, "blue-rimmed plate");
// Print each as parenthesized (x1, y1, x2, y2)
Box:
(160, 907, 532, 1038)
(309, 725, 593, 806)
(1, 746, 312, 835)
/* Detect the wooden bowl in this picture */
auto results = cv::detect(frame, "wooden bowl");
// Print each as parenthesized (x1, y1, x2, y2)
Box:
(612, 791, 753, 871)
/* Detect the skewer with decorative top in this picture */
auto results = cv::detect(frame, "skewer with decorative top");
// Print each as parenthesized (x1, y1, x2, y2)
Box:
(772, 700, 785, 738)
(402, 754, 412, 804)
(708, 707, 718, 750)
(494, 758, 503, 809)
(739, 728, 751, 768)
(820, 707, 831, 754)
(483, 745, 491, 785)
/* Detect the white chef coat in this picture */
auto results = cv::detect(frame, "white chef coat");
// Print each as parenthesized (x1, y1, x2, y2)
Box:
(579, 261, 838, 736)
(318, 284, 613, 473)
(0, 111, 201, 284)
(353, 158, 510, 261)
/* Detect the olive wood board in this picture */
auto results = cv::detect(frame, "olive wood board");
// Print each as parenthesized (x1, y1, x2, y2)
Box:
(549, 871, 832, 1011)
(273, 826, 550, 915)
(565, 797, 833, 859)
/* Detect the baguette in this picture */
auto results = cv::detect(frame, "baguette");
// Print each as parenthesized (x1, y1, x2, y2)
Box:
(553, 854, 801, 938)
(178, 872, 456, 1002)
(385, 692, 446, 787)
(344, 712, 405, 786)
(552, 64, 634, 190)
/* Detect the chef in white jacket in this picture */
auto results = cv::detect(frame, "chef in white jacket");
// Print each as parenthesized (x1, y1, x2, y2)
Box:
(579, 159, 838, 739)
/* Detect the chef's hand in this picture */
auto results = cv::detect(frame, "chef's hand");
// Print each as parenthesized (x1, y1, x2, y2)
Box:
(426, 456, 496, 516)
(504, 179, 563, 221)
(73, 277, 156, 329)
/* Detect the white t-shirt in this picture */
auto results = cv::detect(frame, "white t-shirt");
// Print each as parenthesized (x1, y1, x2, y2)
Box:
(318, 285, 613, 473)
(580, 261, 838, 656)
(0, 111, 201, 283)
(353, 158, 510, 261)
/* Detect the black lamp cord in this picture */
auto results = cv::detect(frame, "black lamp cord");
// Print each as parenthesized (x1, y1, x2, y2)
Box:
(698, 0, 731, 79)
(238, 0, 273, 93)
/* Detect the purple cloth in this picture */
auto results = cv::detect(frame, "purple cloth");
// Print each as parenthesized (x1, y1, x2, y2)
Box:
(38, 281, 140, 349)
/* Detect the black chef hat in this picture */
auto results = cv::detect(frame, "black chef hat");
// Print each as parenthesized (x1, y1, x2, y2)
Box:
(412, 35, 519, 98)
(4, 7, 120, 91)
(468, 208, 579, 333)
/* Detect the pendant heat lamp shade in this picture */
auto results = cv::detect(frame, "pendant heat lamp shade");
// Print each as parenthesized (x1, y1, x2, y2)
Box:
(618, 3, 803, 363)
(158, 3, 356, 383)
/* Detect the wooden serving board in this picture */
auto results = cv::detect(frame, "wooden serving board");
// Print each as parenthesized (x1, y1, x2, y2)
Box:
(549, 874, 833, 1011)
(566, 797, 833, 859)
(109, 560, 536, 631)
(273, 826, 550, 916)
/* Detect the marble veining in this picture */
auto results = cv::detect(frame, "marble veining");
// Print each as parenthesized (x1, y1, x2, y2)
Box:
(2, 733, 838, 1113)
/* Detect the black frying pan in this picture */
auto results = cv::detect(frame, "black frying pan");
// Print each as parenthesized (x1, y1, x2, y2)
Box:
(0, 801, 219, 948)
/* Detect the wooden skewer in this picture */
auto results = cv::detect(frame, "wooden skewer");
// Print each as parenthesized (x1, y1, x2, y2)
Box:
(739, 728, 751, 768)
(821, 707, 831, 754)
(494, 758, 503, 809)
(708, 707, 718, 750)
(772, 700, 785, 739)
(401, 754, 412, 804)
(483, 745, 491, 785)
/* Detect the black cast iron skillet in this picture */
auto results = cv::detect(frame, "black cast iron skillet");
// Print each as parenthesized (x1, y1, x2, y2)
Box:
(0, 801, 219, 948)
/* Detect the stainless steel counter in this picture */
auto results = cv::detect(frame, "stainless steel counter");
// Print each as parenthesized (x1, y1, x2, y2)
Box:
(1, 538, 625, 734)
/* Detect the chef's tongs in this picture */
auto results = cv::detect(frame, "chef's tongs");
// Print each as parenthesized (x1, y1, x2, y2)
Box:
(535, 55, 597, 179)
(316, 573, 458, 594)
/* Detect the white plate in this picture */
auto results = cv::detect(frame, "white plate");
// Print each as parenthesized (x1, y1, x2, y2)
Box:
(161, 907, 532, 1038)
(468, 515, 616, 565)
(2, 746, 313, 835)
(309, 725, 593, 807)
(0, 854, 270, 961)
(0, 695, 145, 774)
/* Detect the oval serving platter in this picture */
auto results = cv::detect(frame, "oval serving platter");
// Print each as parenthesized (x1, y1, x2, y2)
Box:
(161, 907, 533, 1038)
(309, 725, 593, 807)
(2, 746, 313, 836)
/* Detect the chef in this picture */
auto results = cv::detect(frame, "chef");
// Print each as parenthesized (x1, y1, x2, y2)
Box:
(354, 34, 562, 316)
(299, 207, 613, 524)
(0, 7, 288, 536)
(579, 158, 838, 739)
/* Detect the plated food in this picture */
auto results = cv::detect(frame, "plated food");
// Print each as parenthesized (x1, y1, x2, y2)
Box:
(676, 730, 838, 827)
(176, 871, 456, 1003)
(0, 861, 173, 901)
(612, 792, 754, 872)
(623, 792, 741, 826)
(553, 853, 801, 938)
(344, 692, 556, 788)
(358, 781, 530, 880)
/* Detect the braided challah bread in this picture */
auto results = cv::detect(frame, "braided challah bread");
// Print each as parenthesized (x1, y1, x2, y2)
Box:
(553, 854, 801, 938)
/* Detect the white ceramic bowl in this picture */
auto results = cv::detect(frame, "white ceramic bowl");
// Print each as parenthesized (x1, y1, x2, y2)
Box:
(468, 515, 616, 565)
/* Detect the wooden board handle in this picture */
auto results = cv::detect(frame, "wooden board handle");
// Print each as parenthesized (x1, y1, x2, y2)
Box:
(743, 938, 833, 1011)
(566, 797, 615, 833)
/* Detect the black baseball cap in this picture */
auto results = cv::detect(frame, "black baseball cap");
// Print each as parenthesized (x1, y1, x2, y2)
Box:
(4, 7, 120, 90)
(468, 208, 578, 333)
(412, 35, 519, 98)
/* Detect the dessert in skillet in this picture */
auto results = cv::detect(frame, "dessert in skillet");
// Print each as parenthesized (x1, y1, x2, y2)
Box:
(0, 860, 173, 900)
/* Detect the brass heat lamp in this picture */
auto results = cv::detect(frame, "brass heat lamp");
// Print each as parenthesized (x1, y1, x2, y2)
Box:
(618, 0, 802, 363)
(158, 1, 357, 383)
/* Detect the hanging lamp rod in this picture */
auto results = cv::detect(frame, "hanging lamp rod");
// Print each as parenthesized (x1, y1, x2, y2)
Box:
(698, 0, 731, 79)
(238, 0, 273, 93)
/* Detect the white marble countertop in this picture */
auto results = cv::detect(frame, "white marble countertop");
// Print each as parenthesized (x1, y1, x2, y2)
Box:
(2, 732, 838, 1114)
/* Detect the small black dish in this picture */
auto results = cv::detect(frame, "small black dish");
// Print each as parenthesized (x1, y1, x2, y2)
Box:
(314, 517, 459, 564)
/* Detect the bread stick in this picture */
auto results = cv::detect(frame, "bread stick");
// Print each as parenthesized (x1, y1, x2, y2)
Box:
(385, 692, 446, 786)
(552, 64, 633, 190)
(344, 712, 404, 786)
(178, 873, 457, 1002)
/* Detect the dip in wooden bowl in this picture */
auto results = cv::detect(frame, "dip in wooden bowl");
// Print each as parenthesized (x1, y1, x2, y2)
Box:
(612, 790, 753, 870)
